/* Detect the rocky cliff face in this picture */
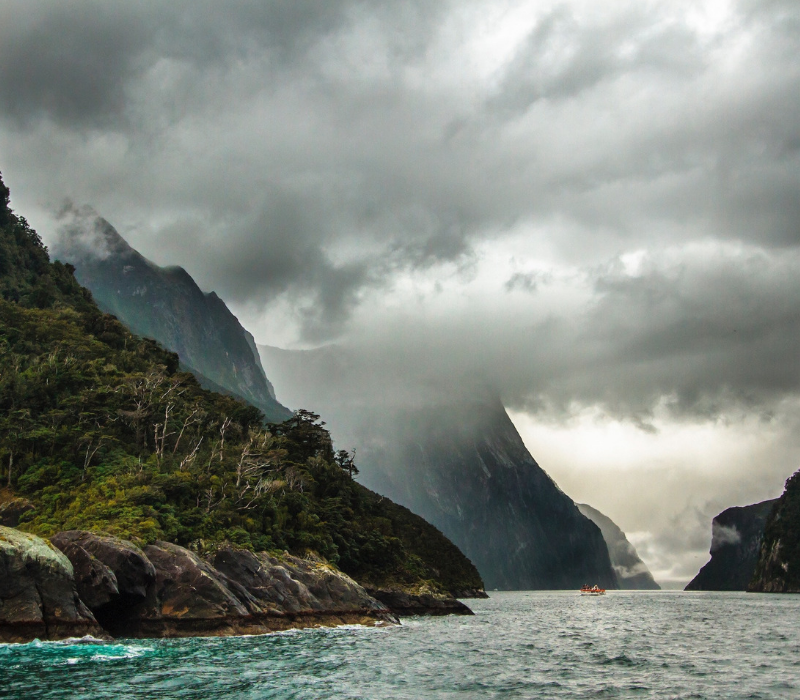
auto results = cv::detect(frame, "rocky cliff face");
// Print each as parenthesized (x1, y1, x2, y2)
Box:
(0, 527, 104, 643)
(5, 529, 400, 641)
(258, 343, 617, 591)
(577, 504, 660, 590)
(52, 209, 291, 423)
(749, 470, 800, 593)
(685, 499, 777, 591)
(2, 528, 479, 643)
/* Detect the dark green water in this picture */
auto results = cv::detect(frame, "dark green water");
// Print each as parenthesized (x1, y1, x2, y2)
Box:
(2, 591, 799, 699)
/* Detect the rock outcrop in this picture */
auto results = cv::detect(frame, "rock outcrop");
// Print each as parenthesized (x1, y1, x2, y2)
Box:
(685, 499, 777, 591)
(50, 530, 156, 633)
(0, 527, 104, 643)
(749, 470, 800, 593)
(577, 504, 660, 590)
(45, 530, 400, 639)
(0, 497, 34, 527)
(365, 587, 474, 616)
(4, 525, 474, 643)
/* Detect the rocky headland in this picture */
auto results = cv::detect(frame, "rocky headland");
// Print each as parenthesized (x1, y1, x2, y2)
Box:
(1, 526, 478, 643)
(685, 499, 777, 591)
(0, 170, 485, 647)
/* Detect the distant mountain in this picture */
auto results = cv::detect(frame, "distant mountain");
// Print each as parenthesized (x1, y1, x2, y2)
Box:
(685, 499, 777, 591)
(749, 470, 800, 593)
(52, 208, 291, 423)
(577, 504, 660, 590)
(258, 344, 618, 591)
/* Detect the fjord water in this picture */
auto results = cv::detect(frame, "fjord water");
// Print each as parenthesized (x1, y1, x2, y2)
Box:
(2, 592, 798, 699)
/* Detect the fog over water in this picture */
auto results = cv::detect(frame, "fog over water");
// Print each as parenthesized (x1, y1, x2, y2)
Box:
(1, 0, 799, 585)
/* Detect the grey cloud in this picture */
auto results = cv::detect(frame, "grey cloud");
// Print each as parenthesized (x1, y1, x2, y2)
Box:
(490, 5, 703, 115)
(0, 0, 448, 130)
(270, 244, 800, 426)
(1, 0, 799, 354)
(505, 271, 550, 293)
(51, 201, 128, 261)
(152, 190, 378, 342)
(0, 3, 148, 129)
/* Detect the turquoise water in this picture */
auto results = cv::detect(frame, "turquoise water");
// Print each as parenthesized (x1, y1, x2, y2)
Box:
(2, 591, 799, 699)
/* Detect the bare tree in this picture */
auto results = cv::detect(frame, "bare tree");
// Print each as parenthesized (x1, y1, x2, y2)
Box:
(153, 403, 175, 466)
(179, 436, 204, 471)
(172, 406, 203, 455)
(233, 431, 286, 509)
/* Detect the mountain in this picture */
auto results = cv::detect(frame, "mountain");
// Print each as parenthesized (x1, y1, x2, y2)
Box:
(0, 171, 484, 611)
(51, 207, 291, 423)
(685, 499, 777, 591)
(577, 504, 660, 590)
(749, 470, 800, 593)
(258, 344, 618, 591)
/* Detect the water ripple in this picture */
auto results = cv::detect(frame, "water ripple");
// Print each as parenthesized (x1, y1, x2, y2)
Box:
(1, 592, 799, 699)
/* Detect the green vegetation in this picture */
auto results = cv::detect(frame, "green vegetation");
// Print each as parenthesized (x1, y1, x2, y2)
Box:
(751, 469, 800, 591)
(0, 172, 483, 594)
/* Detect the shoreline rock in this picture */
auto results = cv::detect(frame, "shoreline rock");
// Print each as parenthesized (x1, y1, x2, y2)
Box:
(50, 530, 399, 639)
(0, 527, 105, 643)
(2, 527, 483, 643)
(366, 588, 474, 616)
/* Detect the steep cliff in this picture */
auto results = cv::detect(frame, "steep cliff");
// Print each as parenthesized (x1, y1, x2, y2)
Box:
(577, 504, 660, 590)
(685, 499, 777, 591)
(749, 470, 800, 593)
(259, 345, 618, 591)
(52, 207, 291, 423)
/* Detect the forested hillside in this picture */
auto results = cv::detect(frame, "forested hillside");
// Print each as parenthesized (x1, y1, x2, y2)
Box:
(0, 173, 483, 596)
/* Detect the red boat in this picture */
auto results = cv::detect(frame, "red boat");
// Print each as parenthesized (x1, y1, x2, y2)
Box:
(580, 584, 606, 595)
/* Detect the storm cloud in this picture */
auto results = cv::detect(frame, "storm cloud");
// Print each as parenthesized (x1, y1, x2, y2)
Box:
(1, 0, 799, 583)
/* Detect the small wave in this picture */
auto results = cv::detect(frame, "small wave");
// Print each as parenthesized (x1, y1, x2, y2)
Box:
(53, 635, 108, 645)
(0, 637, 151, 665)
(597, 654, 639, 667)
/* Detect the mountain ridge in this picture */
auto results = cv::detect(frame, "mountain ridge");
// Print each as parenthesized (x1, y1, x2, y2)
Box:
(52, 207, 290, 423)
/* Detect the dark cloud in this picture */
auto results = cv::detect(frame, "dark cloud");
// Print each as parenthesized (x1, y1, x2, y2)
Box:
(0, 3, 147, 128)
(0, 0, 797, 387)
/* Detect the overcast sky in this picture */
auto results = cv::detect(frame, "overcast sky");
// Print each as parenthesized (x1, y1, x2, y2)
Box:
(1, 0, 799, 585)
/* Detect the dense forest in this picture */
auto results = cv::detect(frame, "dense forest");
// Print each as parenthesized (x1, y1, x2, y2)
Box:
(0, 172, 482, 595)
